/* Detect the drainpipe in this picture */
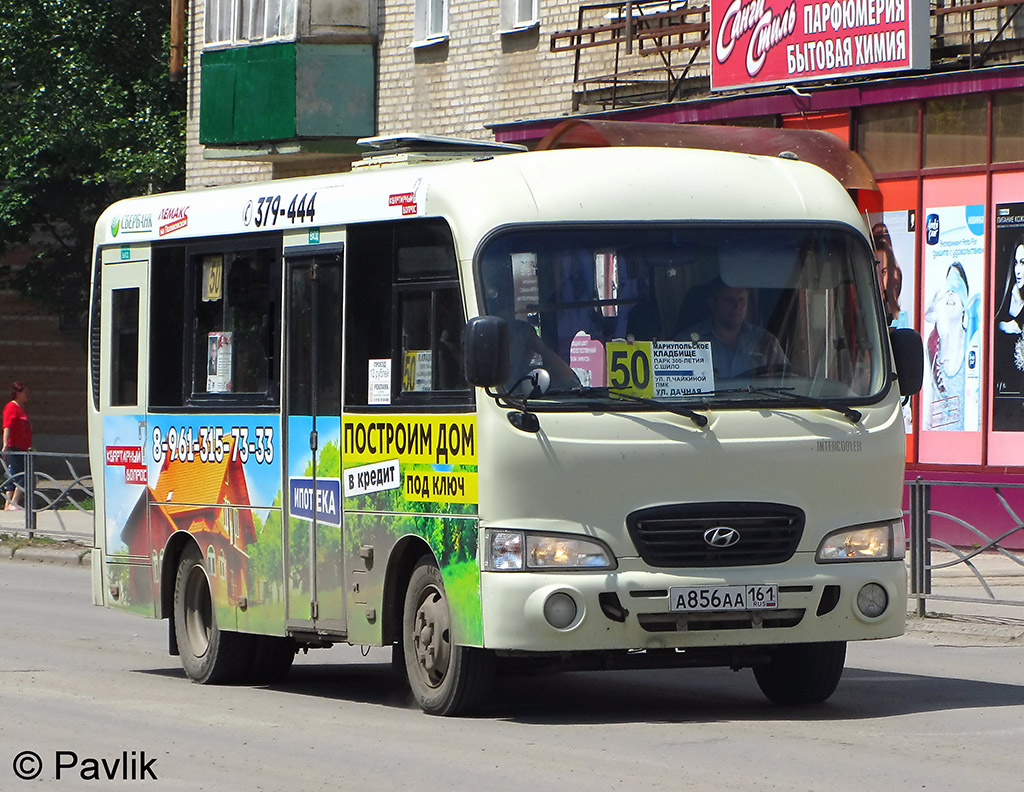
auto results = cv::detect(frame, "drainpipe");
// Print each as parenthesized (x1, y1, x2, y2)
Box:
(170, 0, 186, 82)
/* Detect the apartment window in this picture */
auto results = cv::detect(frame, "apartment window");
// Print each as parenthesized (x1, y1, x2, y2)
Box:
(413, 0, 449, 45)
(500, 0, 539, 32)
(205, 0, 297, 47)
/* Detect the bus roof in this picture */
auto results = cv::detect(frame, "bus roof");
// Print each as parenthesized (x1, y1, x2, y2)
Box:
(94, 145, 866, 250)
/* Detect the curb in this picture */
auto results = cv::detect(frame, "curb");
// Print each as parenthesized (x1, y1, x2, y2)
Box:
(2, 544, 91, 566)
(906, 614, 1024, 644)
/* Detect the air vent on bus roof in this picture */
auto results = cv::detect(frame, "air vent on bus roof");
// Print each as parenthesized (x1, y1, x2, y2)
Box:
(353, 134, 527, 169)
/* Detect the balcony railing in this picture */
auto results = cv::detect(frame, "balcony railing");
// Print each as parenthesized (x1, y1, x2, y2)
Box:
(553, 0, 1024, 110)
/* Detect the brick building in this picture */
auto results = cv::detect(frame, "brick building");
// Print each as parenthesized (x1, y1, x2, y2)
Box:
(1, 247, 88, 454)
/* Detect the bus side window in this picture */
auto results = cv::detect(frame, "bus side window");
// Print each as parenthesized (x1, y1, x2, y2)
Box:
(397, 285, 465, 394)
(110, 288, 140, 407)
(148, 238, 281, 410)
(345, 219, 469, 407)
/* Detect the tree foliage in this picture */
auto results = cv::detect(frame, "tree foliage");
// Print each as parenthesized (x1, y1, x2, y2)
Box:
(0, 0, 185, 323)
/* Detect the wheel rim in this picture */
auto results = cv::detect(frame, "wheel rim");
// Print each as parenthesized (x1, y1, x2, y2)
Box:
(411, 582, 452, 689)
(183, 562, 213, 659)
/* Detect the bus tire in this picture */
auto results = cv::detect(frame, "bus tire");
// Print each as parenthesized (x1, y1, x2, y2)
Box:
(172, 543, 251, 684)
(402, 558, 493, 716)
(753, 641, 846, 705)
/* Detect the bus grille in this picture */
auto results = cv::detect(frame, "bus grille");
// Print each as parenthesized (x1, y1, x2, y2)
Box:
(626, 503, 805, 568)
(637, 609, 805, 632)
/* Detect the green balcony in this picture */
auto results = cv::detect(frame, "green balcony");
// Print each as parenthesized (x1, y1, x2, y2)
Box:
(200, 42, 374, 149)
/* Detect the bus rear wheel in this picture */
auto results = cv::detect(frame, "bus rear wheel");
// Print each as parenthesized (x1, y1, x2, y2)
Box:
(753, 641, 846, 705)
(402, 558, 493, 716)
(173, 544, 251, 684)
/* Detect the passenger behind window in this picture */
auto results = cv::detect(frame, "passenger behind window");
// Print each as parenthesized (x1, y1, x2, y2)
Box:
(506, 317, 580, 394)
(677, 277, 788, 378)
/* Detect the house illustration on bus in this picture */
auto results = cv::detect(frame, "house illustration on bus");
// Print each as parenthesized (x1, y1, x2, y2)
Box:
(120, 443, 257, 605)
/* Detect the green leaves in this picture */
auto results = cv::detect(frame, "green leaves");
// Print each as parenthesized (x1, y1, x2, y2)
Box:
(0, 0, 185, 323)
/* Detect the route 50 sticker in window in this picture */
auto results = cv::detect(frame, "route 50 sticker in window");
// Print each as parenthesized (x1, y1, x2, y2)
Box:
(606, 341, 714, 399)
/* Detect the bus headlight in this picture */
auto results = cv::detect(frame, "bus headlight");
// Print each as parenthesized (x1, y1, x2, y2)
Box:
(816, 521, 905, 562)
(484, 529, 615, 571)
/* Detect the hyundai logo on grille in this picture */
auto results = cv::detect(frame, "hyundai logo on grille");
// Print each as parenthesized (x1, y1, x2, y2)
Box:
(703, 526, 741, 548)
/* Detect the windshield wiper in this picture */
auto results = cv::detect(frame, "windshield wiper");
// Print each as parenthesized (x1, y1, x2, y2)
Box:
(741, 386, 862, 424)
(574, 387, 708, 428)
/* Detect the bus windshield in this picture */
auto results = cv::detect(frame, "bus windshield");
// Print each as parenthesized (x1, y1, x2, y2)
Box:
(478, 224, 888, 406)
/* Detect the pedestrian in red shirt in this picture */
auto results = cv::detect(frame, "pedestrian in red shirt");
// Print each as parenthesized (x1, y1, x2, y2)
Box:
(3, 381, 32, 510)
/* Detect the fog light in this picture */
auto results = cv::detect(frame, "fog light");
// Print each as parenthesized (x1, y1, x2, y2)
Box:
(543, 592, 578, 629)
(856, 583, 888, 618)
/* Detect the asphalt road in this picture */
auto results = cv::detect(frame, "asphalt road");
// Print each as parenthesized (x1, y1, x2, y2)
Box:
(1, 560, 1022, 792)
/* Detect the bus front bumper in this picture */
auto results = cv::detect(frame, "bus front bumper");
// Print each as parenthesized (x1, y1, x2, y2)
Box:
(478, 556, 907, 652)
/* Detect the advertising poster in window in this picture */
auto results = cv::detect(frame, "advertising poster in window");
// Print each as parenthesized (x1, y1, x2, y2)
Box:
(869, 210, 916, 434)
(207, 331, 233, 393)
(921, 205, 984, 432)
(992, 202, 1024, 431)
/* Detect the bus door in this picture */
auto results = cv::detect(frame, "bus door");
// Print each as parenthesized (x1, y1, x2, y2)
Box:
(97, 246, 152, 609)
(284, 252, 345, 631)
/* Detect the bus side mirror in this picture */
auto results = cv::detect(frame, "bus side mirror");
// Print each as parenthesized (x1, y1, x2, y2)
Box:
(890, 327, 924, 396)
(464, 316, 510, 388)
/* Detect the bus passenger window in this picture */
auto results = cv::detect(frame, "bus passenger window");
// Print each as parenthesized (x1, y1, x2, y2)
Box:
(346, 218, 469, 407)
(192, 247, 280, 401)
(399, 287, 465, 393)
(148, 239, 281, 410)
(110, 288, 139, 407)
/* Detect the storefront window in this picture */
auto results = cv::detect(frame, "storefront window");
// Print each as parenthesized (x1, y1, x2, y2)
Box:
(856, 103, 919, 174)
(924, 96, 988, 168)
(993, 93, 1024, 164)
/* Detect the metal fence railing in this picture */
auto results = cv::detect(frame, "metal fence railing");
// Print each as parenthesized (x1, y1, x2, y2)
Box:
(908, 479, 1024, 618)
(0, 450, 93, 542)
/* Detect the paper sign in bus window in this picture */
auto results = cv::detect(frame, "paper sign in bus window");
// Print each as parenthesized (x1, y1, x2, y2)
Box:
(207, 331, 233, 393)
(368, 358, 392, 404)
(652, 341, 714, 397)
(570, 331, 606, 387)
(606, 340, 714, 399)
(403, 350, 433, 392)
(202, 255, 223, 302)
(511, 253, 539, 317)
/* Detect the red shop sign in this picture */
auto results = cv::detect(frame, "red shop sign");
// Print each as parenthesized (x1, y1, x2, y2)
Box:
(710, 0, 929, 91)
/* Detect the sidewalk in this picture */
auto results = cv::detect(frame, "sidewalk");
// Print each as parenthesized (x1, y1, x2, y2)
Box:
(0, 507, 94, 544)
(909, 549, 1024, 642)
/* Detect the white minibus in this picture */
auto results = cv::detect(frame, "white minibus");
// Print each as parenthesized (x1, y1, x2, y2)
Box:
(89, 132, 923, 714)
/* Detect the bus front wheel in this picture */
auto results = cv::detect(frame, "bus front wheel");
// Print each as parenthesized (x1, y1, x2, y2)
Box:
(753, 641, 846, 705)
(172, 544, 251, 684)
(402, 558, 493, 716)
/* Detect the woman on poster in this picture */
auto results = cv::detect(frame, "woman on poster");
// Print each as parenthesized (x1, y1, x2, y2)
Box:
(925, 262, 980, 431)
(872, 222, 905, 327)
(994, 236, 1024, 398)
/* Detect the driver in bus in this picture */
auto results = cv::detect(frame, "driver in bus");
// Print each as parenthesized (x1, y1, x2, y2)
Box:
(505, 316, 580, 395)
(678, 277, 788, 378)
